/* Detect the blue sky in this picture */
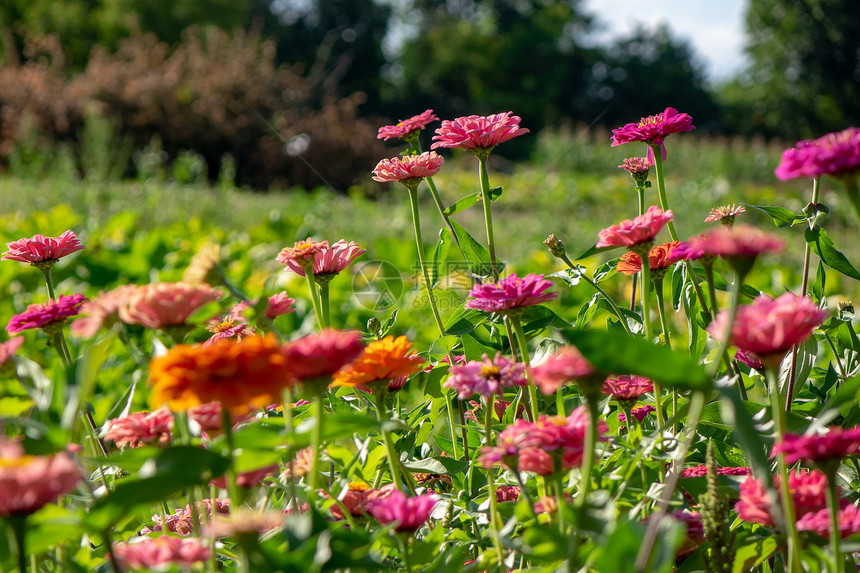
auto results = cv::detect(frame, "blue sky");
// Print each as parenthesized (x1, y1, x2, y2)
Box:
(584, 0, 749, 82)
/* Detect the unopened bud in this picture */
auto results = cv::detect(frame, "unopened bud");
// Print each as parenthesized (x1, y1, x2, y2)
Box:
(367, 317, 382, 335)
(544, 234, 566, 258)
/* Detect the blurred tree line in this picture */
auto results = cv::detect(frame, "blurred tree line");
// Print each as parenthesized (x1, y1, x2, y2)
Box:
(0, 0, 856, 187)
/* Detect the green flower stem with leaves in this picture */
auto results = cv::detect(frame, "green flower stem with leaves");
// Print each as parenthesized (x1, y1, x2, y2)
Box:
(319, 282, 331, 329)
(558, 252, 631, 336)
(702, 261, 720, 317)
(637, 254, 665, 433)
(484, 395, 507, 565)
(510, 314, 540, 421)
(220, 408, 243, 506)
(577, 397, 600, 507)
(304, 272, 324, 330)
(477, 156, 500, 281)
(308, 395, 326, 496)
(374, 390, 410, 492)
(653, 277, 678, 431)
(824, 466, 842, 573)
(410, 140, 465, 258)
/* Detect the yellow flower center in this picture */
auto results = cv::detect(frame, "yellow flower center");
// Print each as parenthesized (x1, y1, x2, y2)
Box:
(0, 455, 35, 468)
(480, 365, 501, 379)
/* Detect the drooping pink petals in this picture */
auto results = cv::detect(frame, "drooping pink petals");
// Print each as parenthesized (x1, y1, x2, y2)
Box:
(371, 152, 444, 184)
(465, 273, 557, 315)
(431, 112, 529, 151)
(103, 407, 174, 449)
(775, 127, 860, 181)
(377, 109, 439, 141)
(596, 206, 674, 249)
(2, 230, 84, 265)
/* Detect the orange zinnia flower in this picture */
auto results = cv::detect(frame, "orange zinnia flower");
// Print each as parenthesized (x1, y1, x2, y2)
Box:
(149, 335, 292, 415)
(331, 335, 423, 388)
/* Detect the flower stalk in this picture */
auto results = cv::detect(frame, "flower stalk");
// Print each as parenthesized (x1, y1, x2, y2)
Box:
(509, 314, 540, 421)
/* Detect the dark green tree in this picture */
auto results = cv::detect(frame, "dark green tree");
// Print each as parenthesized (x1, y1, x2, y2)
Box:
(721, 0, 860, 138)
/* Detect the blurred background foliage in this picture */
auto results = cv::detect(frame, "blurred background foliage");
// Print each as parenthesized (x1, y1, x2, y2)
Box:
(0, 0, 857, 189)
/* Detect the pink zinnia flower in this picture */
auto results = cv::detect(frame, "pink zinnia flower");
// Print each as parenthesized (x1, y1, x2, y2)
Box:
(773, 427, 860, 465)
(610, 107, 695, 148)
(377, 109, 439, 141)
(667, 510, 705, 556)
(424, 354, 467, 372)
(495, 485, 520, 502)
(327, 483, 395, 519)
(615, 241, 683, 277)
(431, 112, 529, 152)
(529, 346, 597, 395)
(775, 127, 860, 181)
(618, 404, 656, 423)
(187, 401, 228, 436)
(211, 464, 278, 489)
(204, 319, 250, 345)
(70, 285, 137, 338)
(282, 329, 365, 383)
(371, 152, 444, 185)
(601, 375, 653, 401)
(704, 204, 746, 225)
(735, 349, 765, 373)
(618, 157, 653, 176)
(0, 439, 81, 517)
(0, 337, 24, 368)
(143, 498, 230, 536)
(206, 509, 282, 538)
(280, 240, 366, 279)
(228, 292, 297, 322)
(103, 407, 174, 449)
(367, 489, 437, 532)
(796, 505, 860, 539)
(6, 293, 87, 335)
(275, 238, 329, 273)
(707, 292, 828, 358)
(596, 206, 674, 249)
(2, 230, 84, 267)
(735, 469, 829, 526)
(465, 273, 558, 315)
(680, 465, 751, 478)
(113, 536, 210, 570)
(700, 225, 785, 260)
(443, 354, 527, 399)
(119, 283, 221, 330)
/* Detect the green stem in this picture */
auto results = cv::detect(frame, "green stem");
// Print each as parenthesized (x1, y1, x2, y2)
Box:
(484, 395, 506, 565)
(443, 391, 461, 460)
(319, 282, 331, 329)
(375, 392, 411, 492)
(578, 398, 599, 507)
(407, 187, 446, 335)
(842, 176, 860, 227)
(824, 331, 848, 377)
(560, 253, 631, 336)
(9, 515, 27, 573)
(40, 267, 56, 300)
(553, 475, 567, 534)
(304, 272, 324, 330)
(478, 156, 500, 281)
(221, 408, 242, 506)
(703, 262, 720, 318)
(401, 535, 414, 573)
(636, 184, 646, 217)
(826, 470, 842, 573)
(653, 278, 677, 433)
(510, 314, 539, 421)
(639, 258, 665, 435)
(51, 332, 71, 367)
(308, 396, 325, 496)
(411, 138, 466, 259)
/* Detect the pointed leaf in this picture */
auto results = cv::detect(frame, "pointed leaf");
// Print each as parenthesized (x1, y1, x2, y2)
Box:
(442, 193, 480, 216)
(429, 228, 451, 288)
(743, 204, 804, 228)
(449, 219, 502, 277)
(805, 226, 860, 280)
(575, 242, 621, 261)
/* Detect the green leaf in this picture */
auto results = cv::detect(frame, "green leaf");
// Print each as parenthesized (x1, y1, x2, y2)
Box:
(811, 260, 826, 303)
(575, 242, 621, 260)
(488, 186, 503, 201)
(442, 193, 480, 216)
(429, 228, 452, 288)
(805, 226, 860, 280)
(448, 219, 502, 277)
(403, 456, 469, 475)
(717, 388, 771, 480)
(561, 328, 712, 391)
(444, 307, 486, 335)
(548, 267, 582, 286)
(743, 204, 804, 228)
(733, 535, 778, 573)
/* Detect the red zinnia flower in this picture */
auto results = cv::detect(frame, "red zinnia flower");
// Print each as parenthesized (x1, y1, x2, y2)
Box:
(283, 329, 365, 384)
(6, 293, 87, 335)
(103, 407, 174, 449)
(618, 405, 656, 423)
(2, 230, 84, 267)
(465, 273, 558, 315)
(431, 112, 529, 152)
(596, 206, 674, 249)
(616, 241, 683, 277)
(377, 109, 439, 141)
(601, 375, 654, 401)
(371, 152, 444, 186)
(735, 469, 829, 526)
(773, 427, 860, 466)
(775, 127, 860, 181)
(680, 465, 751, 478)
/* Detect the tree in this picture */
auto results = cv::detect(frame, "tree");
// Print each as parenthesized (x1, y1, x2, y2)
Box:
(722, 0, 860, 138)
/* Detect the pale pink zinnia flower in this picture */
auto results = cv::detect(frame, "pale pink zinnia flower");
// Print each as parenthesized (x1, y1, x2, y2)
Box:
(205, 508, 283, 538)
(529, 346, 597, 396)
(2, 230, 84, 267)
(282, 329, 365, 383)
(443, 354, 527, 399)
(280, 240, 366, 279)
(228, 292, 297, 322)
(371, 152, 444, 185)
(699, 225, 785, 261)
(610, 107, 695, 149)
(465, 273, 558, 315)
(431, 112, 529, 152)
(143, 498, 230, 536)
(601, 375, 653, 401)
(618, 157, 653, 176)
(103, 407, 174, 449)
(596, 206, 674, 249)
(0, 337, 24, 368)
(186, 401, 228, 436)
(211, 464, 278, 489)
(6, 293, 87, 335)
(275, 238, 329, 273)
(70, 285, 137, 338)
(113, 536, 210, 570)
(775, 127, 860, 181)
(377, 109, 439, 141)
(706, 292, 828, 359)
(0, 439, 81, 517)
(327, 482, 395, 520)
(367, 489, 437, 532)
(773, 427, 860, 465)
(704, 204, 746, 226)
(119, 282, 221, 330)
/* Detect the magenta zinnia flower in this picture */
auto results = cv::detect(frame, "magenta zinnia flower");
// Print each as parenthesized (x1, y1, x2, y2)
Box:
(103, 407, 174, 449)
(377, 109, 439, 141)
(596, 206, 674, 249)
(680, 465, 751, 478)
(280, 239, 366, 279)
(618, 404, 655, 423)
(6, 293, 87, 335)
(367, 489, 437, 532)
(601, 375, 653, 401)
(431, 112, 529, 153)
(0, 337, 24, 368)
(465, 273, 557, 315)
(2, 230, 84, 267)
(371, 152, 444, 186)
(775, 127, 860, 181)
(773, 427, 860, 466)
(113, 536, 210, 570)
(610, 107, 695, 148)
(0, 439, 81, 517)
(529, 346, 597, 396)
(706, 292, 828, 359)
(735, 469, 829, 527)
(796, 505, 860, 539)
(119, 282, 221, 330)
(282, 329, 365, 384)
(443, 354, 527, 399)
(735, 349, 765, 373)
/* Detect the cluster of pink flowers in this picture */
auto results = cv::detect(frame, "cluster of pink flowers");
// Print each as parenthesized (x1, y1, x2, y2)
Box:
(325, 483, 394, 520)
(618, 405, 655, 424)
(530, 346, 597, 396)
(371, 152, 445, 185)
(479, 407, 606, 476)
(775, 127, 860, 181)
(680, 465, 751, 478)
(0, 439, 81, 517)
(2, 230, 84, 266)
(707, 292, 828, 359)
(377, 109, 439, 141)
(443, 354, 526, 399)
(596, 206, 674, 249)
(142, 498, 230, 536)
(119, 282, 221, 330)
(431, 112, 529, 152)
(367, 489, 437, 532)
(279, 240, 366, 279)
(465, 273, 557, 315)
(601, 375, 654, 401)
(6, 293, 87, 335)
(796, 505, 860, 539)
(773, 426, 860, 465)
(113, 536, 210, 570)
(735, 469, 829, 527)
